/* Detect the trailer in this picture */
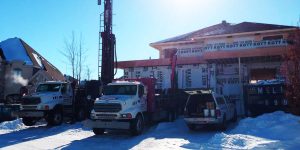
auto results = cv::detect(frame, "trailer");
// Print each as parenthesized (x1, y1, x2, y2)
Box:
(244, 81, 288, 116)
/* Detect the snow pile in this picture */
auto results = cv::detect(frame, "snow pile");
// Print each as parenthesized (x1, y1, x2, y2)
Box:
(202, 111, 300, 149)
(132, 119, 191, 150)
(0, 119, 28, 134)
(0, 112, 299, 149)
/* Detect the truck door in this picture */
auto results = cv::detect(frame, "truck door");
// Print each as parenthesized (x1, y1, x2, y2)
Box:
(61, 83, 72, 106)
(138, 85, 147, 112)
(216, 97, 228, 118)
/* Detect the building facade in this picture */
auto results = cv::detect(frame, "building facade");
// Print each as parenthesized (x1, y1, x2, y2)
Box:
(117, 21, 296, 115)
(0, 38, 65, 102)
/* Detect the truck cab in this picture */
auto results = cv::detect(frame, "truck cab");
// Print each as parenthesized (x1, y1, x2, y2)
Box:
(18, 81, 73, 126)
(87, 80, 147, 135)
(184, 90, 237, 130)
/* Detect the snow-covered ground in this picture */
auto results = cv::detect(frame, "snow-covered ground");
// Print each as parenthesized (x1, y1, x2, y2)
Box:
(0, 111, 300, 150)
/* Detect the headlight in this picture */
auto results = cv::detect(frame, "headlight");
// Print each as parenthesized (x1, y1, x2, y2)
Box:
(38, 105, 49, 110)
(120, 113, 132, 119)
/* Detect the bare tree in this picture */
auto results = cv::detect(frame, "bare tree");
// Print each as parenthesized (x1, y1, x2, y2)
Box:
(85, 66, 92, 81)
(281, 20, 300, 115)
(61, 32, 87, 83)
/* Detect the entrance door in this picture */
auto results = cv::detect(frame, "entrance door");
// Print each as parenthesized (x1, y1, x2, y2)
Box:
(250, 68, 276, 80)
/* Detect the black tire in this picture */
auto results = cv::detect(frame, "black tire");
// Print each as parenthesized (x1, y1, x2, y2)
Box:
(93, 128, 105, 135)
(22, 117, 36, 126)
(47, 108, 63, 126)
(220, 116, 227, 131)
(76, 108, 86, 121)
(187, 124, 196, 131)
(130, 114, 144, 136)
(231, 110, 238, 122)
(167, 111, 174, 122)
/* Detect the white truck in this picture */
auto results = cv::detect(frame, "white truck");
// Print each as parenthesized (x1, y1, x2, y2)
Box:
(184, 90, 237, 130)
(85, 78, 179, 135)
(16, 81, 98, 126)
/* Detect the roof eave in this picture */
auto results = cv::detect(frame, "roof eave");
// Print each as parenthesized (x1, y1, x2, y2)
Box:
(150, 28, 297, 50)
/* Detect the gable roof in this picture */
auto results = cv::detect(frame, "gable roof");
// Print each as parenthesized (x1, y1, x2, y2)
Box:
(0, 48, 5, 60)
(0, 37, 65, 81)
(0, 38, 33, 65)
(20, 39, 65, 81)
(151, 21, 296, 45)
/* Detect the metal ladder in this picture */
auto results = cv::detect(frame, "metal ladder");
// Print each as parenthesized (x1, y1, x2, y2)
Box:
(98, 13, 104, 80)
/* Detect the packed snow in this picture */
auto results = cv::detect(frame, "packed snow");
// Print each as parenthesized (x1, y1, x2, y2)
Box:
(0, 111, 300, 150)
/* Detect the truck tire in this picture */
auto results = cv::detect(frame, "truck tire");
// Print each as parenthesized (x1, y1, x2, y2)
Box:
(187, 124, 196, 131)
(93, 128, 105, 135)
(130, 114, 144, 136)
(231, 110, 238, 122)
(22, 117, 36, 126)
(220, 115, 227, 131)
(167, 111, 177, 122)
(47, 108, 63, 126)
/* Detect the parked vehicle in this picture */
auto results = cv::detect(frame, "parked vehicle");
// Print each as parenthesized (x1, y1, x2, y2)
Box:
(15, 80, 100, 126)
(85, 78, 181, 136)
(183, 89, 237, 130)
(244, 81, 287, 116)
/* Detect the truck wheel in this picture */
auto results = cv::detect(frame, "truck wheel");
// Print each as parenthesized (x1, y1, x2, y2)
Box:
(22, 117, 36, 126)
(187, 124, 196, 131)
(231, 110, 238, 122)
(220, 116, 227, 131)
(47, 108, 63, 126)
(130, 114, 144, 136)
(168, 111, 176, 122)
(93, 128, 105, 135)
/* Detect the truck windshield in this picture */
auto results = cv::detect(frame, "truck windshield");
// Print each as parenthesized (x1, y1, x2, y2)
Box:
(103, 85, 137, 95)
(36, 84, 61, 92)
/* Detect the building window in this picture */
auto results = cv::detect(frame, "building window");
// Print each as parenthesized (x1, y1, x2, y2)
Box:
(13, 68, 22, 76)
(202, 75, 207, 86)
(129, 68, 134, 72)
(135, 71, 141, 78)
(262, 35, 283, 40)
(164, 48, 177, 58)
(143, 67, 148, 71)
(185, 69, 192, 88)
(156, 71, 163, 89)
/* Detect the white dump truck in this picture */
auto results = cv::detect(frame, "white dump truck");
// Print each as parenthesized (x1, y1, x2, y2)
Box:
(16, 81, 100, 126)
(85, 78, 180, 136)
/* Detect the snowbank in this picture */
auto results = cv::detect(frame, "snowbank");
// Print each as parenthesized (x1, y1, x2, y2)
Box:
(0, 111, 299, 149)
(202, 111, 300, 149)
(0, 119, 28, 134)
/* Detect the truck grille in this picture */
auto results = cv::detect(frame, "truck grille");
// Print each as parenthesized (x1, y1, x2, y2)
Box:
(22, 97, 41, 105)
(94, 103, 122, 112)
(95, 114, 118, 119)
(22, 105, 37, 110)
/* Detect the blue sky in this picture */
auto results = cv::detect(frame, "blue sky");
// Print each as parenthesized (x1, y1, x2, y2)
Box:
(0, 0, 299, 79)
